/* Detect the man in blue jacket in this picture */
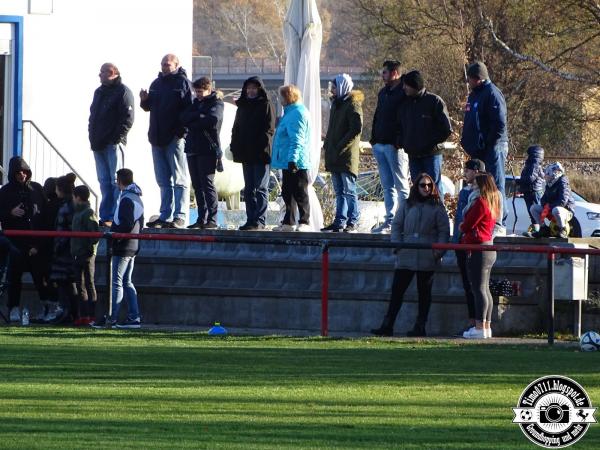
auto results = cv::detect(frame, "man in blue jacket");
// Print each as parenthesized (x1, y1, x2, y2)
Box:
(89, 63, 134, 227)
(140, 54, 193, 229)
(460, 61, 508, 226)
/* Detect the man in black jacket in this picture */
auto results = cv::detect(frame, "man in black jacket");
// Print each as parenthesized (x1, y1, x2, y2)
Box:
(396, 70, 452, 194)
(92, 168, 144, 329)
(89, 63, 134, 227)
(0, 157, 49, 322)
(370, 60, 410, 234)
(140, 54, 193, 229)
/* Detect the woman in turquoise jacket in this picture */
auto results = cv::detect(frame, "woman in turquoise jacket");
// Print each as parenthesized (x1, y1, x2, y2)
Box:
(272, 85, 311, 231)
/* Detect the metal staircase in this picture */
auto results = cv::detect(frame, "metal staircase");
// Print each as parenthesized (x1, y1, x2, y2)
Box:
(21, 120, 99, 212)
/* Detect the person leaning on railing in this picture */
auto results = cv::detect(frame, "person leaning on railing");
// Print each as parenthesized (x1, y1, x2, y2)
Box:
(371, 172, 450, 337)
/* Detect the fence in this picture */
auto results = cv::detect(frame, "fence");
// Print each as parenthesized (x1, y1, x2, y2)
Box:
(3, 229, 598, 345)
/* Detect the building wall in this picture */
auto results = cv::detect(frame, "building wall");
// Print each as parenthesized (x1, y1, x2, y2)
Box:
(0, 0, 193, 218)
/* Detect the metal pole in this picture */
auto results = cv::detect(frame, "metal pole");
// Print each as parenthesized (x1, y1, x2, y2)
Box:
(105, 233, 113, 328)
(321, 242, 329, 337)
(547, 252, 555, 345)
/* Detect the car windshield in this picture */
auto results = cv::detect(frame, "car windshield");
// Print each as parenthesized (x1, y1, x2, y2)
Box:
(506, 177, 586, 202)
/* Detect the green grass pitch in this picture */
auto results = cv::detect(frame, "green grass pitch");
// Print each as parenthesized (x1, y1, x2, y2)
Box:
(0, 328, 598, 449)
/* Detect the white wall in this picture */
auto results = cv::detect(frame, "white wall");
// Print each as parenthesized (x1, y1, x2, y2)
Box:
(1, 0, 193, 218)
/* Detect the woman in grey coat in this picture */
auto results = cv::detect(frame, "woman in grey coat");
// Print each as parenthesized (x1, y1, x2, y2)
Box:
(371, 173, 450, 337)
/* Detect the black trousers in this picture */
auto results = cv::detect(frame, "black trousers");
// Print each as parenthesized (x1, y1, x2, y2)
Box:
(6, 248, 49, 308)
(466, 249, 496, 322)
(456, 250, 476, 319)
(188, 154, 218, 225)
(382, 269, 434, 329)
(281, 169, 310, 225)
(74, 255, 97, 303)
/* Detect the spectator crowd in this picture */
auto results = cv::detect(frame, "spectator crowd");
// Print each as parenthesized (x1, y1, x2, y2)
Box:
(0, 55, 576, 336)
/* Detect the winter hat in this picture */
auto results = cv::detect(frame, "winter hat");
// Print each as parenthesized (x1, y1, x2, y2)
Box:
(402, 70, 424, 91)
(333, 73, 354, 98)
(527, 144, 544, 159)
(545, 162, 564, 177)
(544, 162, 564, 186)
(466, 61, 490, 80)
(465, 159, 486, 172)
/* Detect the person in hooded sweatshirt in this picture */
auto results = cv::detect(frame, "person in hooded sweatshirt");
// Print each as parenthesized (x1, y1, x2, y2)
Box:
(230, 76, 276, 231)
(321, 73, 364, 233)
(140, 54, 193, 229)
(92, 168, 144, 329)
(528, 162, 575, 239)
(519, 145, 545, 234)
(0, 156, 48, 322)
(180, 77, 224, 230)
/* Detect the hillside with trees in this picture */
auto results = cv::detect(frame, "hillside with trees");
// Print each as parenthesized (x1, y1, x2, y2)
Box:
(193, 0, 599, 155)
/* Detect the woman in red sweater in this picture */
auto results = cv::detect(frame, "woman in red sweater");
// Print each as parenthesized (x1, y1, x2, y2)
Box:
(459, 173, 500, 339)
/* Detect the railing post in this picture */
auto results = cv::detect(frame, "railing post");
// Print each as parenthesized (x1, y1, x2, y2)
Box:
(547, 251, 555, 345)
(321, 242, 329, 337)
(105, 232, 113, 329)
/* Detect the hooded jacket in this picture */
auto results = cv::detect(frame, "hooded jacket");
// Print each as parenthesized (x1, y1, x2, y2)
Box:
(395, 89, 452, 158)
(323, 89, 364, 176)
(370, 82, 405, 145)
(0, 157, 46, 251)
(111, 183, 144, 257)
(89, 76, 135, 151)
(230, 77, 276, 164)
(71, 201, 100, 258)
(271, 102, 311, 170)
(542, 174, 575, 212)
(519, 145, 545, 193)
(461, 80, 508, 158)
(140, 67, 193, 146)
(180, 90, 224, 157)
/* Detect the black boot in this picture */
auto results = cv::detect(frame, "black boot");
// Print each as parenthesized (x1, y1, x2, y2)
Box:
(406, 322, 426, 337)
(371, 316, 394, 337)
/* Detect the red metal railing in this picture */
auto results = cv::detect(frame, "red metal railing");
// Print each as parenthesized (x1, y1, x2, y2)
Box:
(3, 229, 599, 344)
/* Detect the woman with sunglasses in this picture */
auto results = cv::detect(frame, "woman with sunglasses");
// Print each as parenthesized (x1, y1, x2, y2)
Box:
(460, 173, 501, 339)
(371, 173, 449, 337)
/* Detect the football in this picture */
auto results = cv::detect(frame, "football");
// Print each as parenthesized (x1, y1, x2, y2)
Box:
(579, 331, 600, 352)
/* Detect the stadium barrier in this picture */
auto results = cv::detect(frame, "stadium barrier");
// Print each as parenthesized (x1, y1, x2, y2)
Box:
(3, 229, 599, 345)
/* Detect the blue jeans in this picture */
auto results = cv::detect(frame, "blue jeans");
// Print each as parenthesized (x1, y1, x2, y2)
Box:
(94, 144, 124, 222)
(151, 138, 189, 221)
(372, 144, 410, 225)
(331, 171, 360, 227)
(408, 154, 443, 194)
(242, 163, 270, 226)
(111, 255, 139, 321)
(483, 142, 508, 226)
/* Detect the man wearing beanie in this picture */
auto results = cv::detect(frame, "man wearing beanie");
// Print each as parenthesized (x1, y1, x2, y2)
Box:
(369, 60, 410, 234)
(460, 61, 508, 226)
(395, 70, 452, 193)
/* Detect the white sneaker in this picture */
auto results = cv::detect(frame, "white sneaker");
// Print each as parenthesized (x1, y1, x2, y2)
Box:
(296, 223, 312, 232)
(272, 224, 296, 232)
(463, 327, 485, 339)
(371, 223, 391, 234)
(484, 328, 493, 339)
(9, 307, 21, 322)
